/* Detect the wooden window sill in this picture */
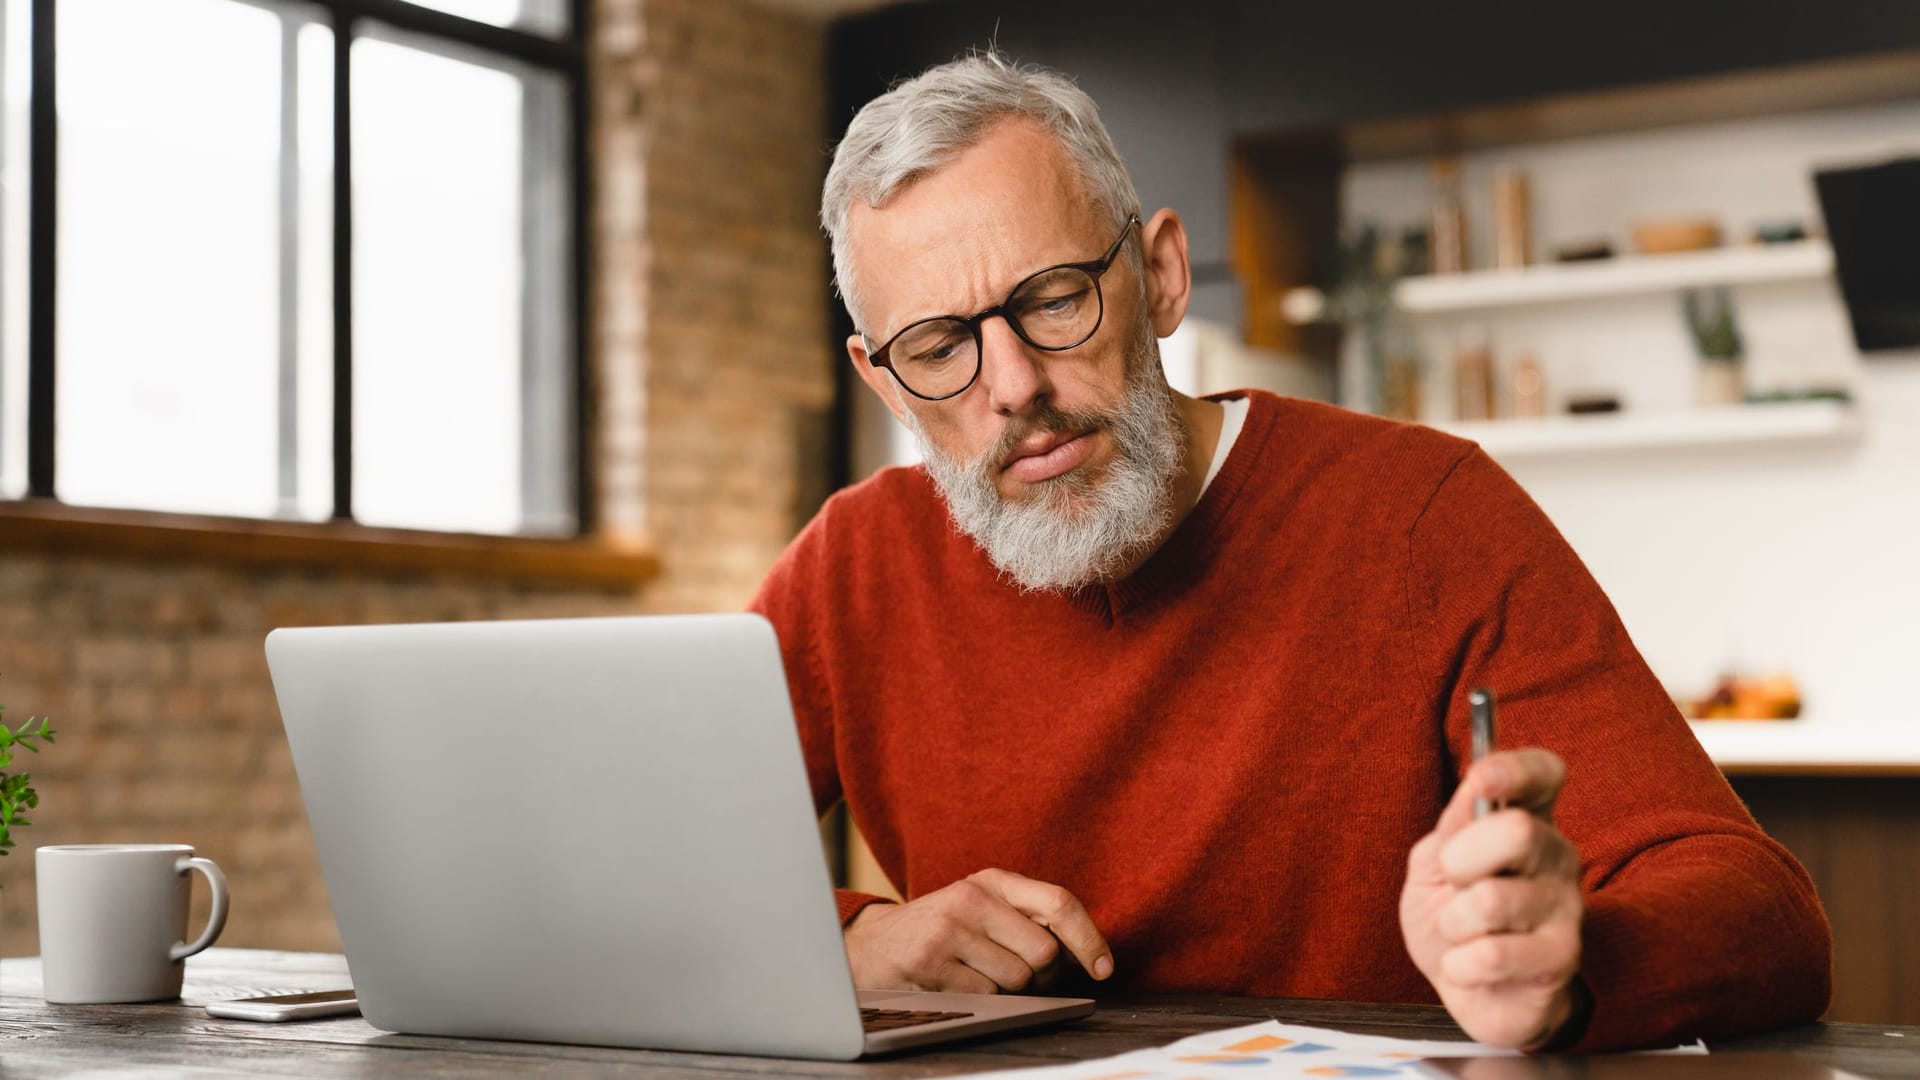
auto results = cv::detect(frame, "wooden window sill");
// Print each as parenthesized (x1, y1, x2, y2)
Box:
(0, 499, 659, 588)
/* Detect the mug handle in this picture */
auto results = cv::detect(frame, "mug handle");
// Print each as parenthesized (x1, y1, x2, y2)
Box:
(170, 856, 230, 962)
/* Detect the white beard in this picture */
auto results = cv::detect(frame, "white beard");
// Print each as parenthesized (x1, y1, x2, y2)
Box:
(907, 326, 1185, 593)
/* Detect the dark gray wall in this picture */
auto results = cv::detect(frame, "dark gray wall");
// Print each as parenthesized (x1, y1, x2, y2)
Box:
(831, 3, 1237, 279)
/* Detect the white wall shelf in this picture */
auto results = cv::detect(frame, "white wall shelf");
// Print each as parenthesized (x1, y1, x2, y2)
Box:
(1690, 721, 1920, 775)
(1394, 241, 1833, 315)
(1437, 399, 1860, 461)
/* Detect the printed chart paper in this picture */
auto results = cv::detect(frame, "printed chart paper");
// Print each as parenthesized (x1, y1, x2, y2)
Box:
(970, 1019, 1706, 1079)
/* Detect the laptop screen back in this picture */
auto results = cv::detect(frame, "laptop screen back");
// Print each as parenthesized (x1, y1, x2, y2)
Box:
(266, 614, 866, 1059)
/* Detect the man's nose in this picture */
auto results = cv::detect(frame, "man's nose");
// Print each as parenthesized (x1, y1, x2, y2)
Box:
(977, 314, 1050, 416)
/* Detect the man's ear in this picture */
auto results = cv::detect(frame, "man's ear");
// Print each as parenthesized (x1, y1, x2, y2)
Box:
(1139, 208, 1192, 339)
(848, 333, 913, 425)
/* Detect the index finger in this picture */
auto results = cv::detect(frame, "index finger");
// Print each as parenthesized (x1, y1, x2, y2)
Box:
(1470, 748, 1567, 819)
(1430, 748, 1569, 845)
(969, 869, 1114, 980)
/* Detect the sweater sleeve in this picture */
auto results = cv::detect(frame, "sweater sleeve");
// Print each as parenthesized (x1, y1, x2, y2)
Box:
(748, 498, 895, 926)
(1408, 447, 1831, 1051)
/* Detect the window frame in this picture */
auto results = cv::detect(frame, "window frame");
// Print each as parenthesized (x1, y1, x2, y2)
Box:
(9, 0, 599, 553)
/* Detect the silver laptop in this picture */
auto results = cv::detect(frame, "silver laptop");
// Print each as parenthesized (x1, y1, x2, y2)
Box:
(265, 614, 1093, 1059)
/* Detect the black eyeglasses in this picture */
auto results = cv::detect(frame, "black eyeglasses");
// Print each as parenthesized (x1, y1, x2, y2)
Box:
(865, 215, 1142, 401)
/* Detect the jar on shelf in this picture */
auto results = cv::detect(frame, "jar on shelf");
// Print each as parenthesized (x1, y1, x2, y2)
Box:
(1491, 170, 1532, 270)
(1511, 352, 1547, 418)
(1431, 157, 1469, 275)
(1453, 331, 1496, 422)
(1381, 320, 1424, 422)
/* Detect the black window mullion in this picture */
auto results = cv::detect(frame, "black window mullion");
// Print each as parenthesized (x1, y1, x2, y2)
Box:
(568, 0, 591, 536)
(330, 6, 353, 521)
(25, 0, 56, 498)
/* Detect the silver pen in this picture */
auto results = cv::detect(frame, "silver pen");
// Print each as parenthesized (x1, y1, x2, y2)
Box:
(1469, 687, 1497, 820)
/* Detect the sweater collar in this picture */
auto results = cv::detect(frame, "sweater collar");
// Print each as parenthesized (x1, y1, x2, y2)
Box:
(1064, 389, 1281, 621)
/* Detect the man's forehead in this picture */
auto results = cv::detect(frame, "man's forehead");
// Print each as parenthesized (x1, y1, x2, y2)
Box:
(846, 120, 1110, 336)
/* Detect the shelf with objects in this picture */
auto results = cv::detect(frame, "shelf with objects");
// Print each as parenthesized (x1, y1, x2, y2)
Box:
(1275, 251, 1865, 461)
(1265, 159, 1864, 453)
(1281, 241, 1836, 321)
(1436, 395, 1861, 461)
(1391, 240, 1833, 314)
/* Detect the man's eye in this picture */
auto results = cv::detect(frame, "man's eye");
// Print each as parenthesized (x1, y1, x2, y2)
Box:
(1025, 288, 1088, 317)
(910, 341, 962, 365)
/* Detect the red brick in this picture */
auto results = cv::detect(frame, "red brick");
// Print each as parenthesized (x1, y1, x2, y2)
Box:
(186, 639, 268, 686)
(72, 638, 180, 685)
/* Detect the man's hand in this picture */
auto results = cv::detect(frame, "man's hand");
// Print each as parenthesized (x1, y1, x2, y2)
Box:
(1401, 748, 1585, 1049)
(845, 868, 1115, 994)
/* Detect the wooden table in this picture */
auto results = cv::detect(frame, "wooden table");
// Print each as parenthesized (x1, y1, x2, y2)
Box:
(2, 949, 1916, 1077)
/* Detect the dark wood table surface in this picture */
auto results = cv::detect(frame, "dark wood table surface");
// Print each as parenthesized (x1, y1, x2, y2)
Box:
(2, 949, 1917, 1078)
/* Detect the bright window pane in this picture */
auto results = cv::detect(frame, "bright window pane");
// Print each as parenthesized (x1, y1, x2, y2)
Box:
(352, 27, 573, 536)
(296, 21, 334, 522)
(0, 0, 28, 498)
(55, 0, 332, 519)
(402, 0, 568, 38)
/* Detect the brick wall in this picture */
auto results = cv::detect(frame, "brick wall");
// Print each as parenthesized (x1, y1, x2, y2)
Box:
(596, 0, 835, 614)
(0, 0, 833, 956)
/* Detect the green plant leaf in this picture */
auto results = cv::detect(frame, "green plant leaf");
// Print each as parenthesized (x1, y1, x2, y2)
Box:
(0, 675, 51, 849)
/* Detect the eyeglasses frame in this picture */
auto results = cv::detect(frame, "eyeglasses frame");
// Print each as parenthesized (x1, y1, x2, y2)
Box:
(864, 214, 1143, 402)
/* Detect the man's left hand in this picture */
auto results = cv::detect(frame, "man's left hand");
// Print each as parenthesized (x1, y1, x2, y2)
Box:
(1400, 747, 1585, 1050)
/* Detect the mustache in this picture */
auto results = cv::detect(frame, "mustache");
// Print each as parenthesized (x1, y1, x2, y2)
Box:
(977, 403, 1113, 473)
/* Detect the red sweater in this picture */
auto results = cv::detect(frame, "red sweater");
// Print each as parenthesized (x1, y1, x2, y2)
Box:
(749, 390, 1830, 1051)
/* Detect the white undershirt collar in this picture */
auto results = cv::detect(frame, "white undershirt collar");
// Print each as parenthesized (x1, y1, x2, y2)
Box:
(1198, 396, 1250, 495)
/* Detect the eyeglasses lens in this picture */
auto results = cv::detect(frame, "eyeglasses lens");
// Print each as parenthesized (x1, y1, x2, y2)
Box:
(888, 267, 1101, 399)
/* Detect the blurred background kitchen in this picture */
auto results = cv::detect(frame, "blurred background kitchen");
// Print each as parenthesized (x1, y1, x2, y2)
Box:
(0, 0, 1914, 1024)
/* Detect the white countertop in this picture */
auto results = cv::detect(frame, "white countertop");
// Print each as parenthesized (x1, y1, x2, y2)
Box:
(1688, 720, 1920, 774)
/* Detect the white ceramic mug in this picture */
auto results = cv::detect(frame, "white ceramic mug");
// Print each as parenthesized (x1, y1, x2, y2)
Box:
(36, 844, 230, 1004)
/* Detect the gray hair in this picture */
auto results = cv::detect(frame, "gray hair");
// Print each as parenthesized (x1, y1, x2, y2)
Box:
(821, 51, 1143, 332)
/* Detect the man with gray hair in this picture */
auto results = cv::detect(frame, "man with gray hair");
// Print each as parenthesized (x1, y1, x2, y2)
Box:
(750, 52, 1829, 1053)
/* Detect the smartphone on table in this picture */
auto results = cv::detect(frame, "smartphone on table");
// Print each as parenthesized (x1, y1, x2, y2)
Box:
(205, 989, 359, 1021)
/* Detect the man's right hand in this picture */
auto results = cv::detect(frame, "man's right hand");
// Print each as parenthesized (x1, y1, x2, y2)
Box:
(844, 868, 1114, 994)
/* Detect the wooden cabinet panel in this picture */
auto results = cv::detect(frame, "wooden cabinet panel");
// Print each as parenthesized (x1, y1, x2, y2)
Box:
(1732, 776, 1920, 1025)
